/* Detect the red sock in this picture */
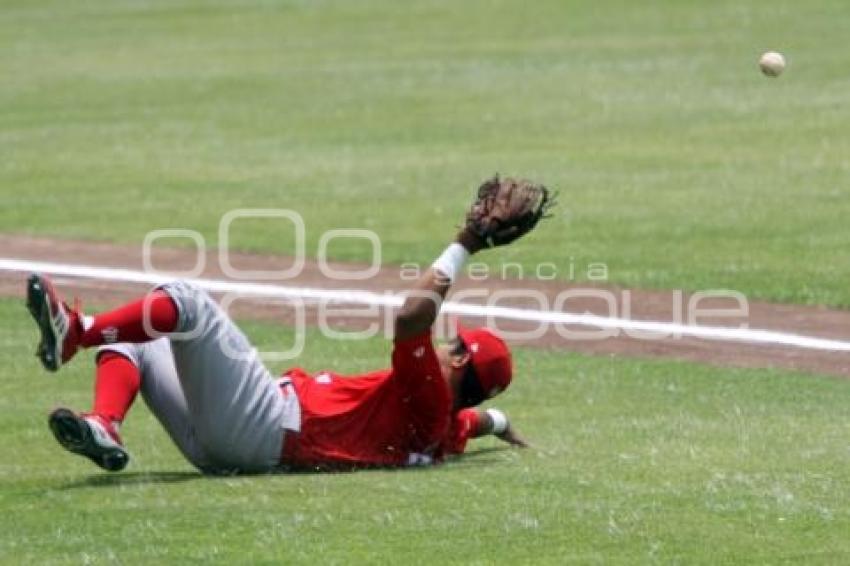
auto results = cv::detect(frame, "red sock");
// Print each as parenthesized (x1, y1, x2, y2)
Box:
(80, 291, 179, 348)
(92, 352, 141, 423)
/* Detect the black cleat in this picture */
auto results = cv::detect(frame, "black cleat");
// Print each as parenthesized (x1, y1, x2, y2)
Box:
(26, 274, 81, 371)
(48, 408, 129, 472)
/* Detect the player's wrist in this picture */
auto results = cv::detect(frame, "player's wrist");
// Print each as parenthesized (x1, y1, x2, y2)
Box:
(456, 229, 485, 254)
(432, 242, 470, 283)
(485, 408, 508, 435)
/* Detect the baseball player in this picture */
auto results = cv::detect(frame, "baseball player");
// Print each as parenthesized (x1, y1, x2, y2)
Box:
(26, 177, 552, 473)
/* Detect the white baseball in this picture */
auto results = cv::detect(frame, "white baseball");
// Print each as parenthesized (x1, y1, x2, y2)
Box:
(759, 51, 786, 77)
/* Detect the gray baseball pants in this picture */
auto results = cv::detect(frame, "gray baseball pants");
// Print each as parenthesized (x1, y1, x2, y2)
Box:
(99, 280, 300, 474)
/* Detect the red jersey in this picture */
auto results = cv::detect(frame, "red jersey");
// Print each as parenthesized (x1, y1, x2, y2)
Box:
(282, 333, 476, 468)
(440, 407, 480, 457)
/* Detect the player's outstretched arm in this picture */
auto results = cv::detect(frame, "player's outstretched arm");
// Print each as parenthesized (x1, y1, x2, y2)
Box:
(393, 230, 483, 342)
(394, 176, 553, 342)
(476, 408, 529, 448)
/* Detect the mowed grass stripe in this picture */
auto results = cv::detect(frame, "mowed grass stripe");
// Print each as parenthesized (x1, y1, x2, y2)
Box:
(1, 298, 849, 563)
(1, 0, 849, 305)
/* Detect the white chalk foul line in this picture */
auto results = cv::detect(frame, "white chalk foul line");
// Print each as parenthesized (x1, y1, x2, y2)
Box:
(2, 257, 850, 352)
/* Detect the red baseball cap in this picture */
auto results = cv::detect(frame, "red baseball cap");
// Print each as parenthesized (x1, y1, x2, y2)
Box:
(456, 323, 512, 403)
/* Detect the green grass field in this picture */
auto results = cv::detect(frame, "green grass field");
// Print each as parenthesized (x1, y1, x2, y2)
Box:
(2, 300, 850, 564)
(2, 0, 850, 563)
(2, 0, 849, 304)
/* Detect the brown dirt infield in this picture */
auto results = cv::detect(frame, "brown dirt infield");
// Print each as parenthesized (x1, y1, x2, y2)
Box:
(1, 233, 849, 377)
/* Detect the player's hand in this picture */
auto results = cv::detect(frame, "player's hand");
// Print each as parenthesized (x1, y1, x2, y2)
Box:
(496, 425, 530, 449)
(462, 175, 554, 250)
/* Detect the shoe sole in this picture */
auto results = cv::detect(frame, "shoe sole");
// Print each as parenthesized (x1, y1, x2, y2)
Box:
(48, 408, 129, 472)
(26, 274, 61, 372)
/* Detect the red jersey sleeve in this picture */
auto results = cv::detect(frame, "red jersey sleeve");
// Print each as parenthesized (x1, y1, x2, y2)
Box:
(442, 408, 481, 455)
(391, 332, 441, 382)
(390, 331, 452, 454)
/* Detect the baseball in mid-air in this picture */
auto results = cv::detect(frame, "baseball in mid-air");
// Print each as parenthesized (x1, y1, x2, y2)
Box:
(759, 51, 786, 77)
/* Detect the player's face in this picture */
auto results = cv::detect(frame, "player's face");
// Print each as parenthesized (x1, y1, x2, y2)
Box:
(435, 342, 470, 406)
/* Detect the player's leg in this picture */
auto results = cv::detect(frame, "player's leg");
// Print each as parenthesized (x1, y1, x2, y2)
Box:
(49, 340, 215, 472)
(28, 274, 296, 472)
(26, 273, 178, 371)
(47, 348, 139, 472)
(158, 280, 298, 473)
(111, 339, 216, 471)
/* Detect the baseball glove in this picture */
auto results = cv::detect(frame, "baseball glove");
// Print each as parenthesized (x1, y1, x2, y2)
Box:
(464, 176, 554, 248)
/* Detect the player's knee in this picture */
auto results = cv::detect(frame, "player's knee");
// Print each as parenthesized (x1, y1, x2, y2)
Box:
(156, 280, 212, 332)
